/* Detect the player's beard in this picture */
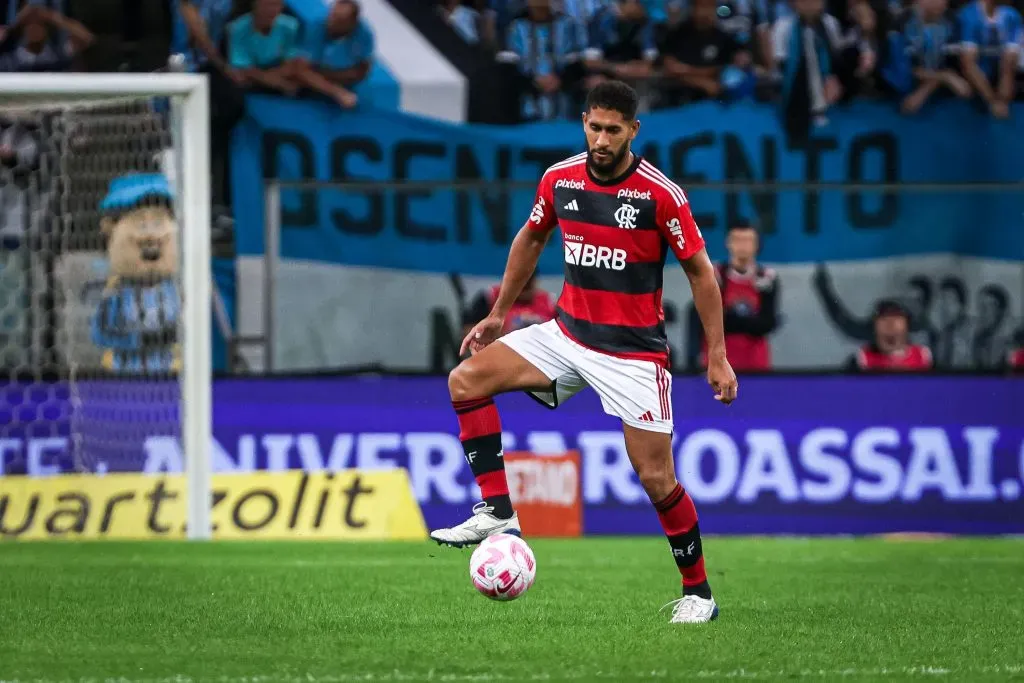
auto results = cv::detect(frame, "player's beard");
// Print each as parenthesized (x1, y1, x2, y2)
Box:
(586, 142, 628, 177)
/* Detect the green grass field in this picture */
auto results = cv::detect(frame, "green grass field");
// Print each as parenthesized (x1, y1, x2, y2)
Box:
(1, 538, 1022, 682)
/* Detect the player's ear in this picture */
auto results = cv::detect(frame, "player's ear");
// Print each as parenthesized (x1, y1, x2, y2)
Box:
(630, 118, 640, 140)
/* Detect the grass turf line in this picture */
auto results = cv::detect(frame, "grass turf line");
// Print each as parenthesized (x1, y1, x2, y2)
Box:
(0, 538, 1022, 682)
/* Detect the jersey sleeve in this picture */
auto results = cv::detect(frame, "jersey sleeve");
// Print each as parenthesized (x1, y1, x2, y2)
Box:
(526, 172, 558, 234)
(656, 189, 705, 262)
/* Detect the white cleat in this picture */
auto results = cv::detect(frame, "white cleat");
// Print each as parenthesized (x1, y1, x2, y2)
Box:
(664, 595, 720, 624)
(429, 502, 521, 548)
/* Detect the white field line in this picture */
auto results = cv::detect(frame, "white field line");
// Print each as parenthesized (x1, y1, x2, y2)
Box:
(2, 667, 1024, 682)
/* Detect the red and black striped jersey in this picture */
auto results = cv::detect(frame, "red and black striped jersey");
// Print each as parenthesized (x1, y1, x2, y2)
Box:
(526, 152, 705, 367)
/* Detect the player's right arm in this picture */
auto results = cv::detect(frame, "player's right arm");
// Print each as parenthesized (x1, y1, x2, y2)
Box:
(461, 175, 557, 355)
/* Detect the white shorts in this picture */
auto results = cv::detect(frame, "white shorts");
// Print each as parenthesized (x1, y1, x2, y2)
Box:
(498, 319, 673, 434)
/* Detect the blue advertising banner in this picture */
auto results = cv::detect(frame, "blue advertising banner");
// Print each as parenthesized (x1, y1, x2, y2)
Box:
(231, 98, 1024, 274)
(2, 376, 1022, 535)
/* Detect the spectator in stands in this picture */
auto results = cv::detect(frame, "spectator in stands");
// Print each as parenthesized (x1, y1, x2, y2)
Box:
(460, 273, 555, 350)
(228, 0, 357, 108)
(848, 299, 933, 372)
(583, 0, 660, 85)
(671, 0, 775, 69)
(0, 4, 92, 72)
(562, 0, 669, 28)
(772, 0, 847, 140)
(661, 0, 748, 103)
(0, 0, 66, 36)
(562, 0, 610, 26)
(701, 220, 780, 371)
(178, 0, 243, 78)
(957, 0, 1021, 118)
(832, 0, 882, 77)
(311, 0, 373, 99)
(889, 0, 970, 113)
(177, 0, 247, 211)
(499, 0, 587, 120)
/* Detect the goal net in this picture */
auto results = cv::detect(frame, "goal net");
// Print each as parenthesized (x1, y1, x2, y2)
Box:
(0, 74, 211, 538)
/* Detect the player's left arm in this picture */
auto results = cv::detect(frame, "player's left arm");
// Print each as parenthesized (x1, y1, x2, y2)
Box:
(681, 250, 727, 366)
(657, 192, 737, 403)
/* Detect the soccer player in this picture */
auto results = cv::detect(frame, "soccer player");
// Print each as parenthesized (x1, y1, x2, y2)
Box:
(430, 80, 738, 624)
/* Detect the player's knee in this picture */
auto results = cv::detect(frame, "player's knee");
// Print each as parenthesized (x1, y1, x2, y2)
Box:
(636, 465, 676, 502)
(448, 362, 487, 402)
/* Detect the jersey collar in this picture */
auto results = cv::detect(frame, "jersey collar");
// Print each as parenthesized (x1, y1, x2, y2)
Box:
(587, 153, 642, 187)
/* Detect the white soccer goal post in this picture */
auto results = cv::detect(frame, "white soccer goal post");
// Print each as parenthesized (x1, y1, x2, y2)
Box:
(0, 73, 212, 539)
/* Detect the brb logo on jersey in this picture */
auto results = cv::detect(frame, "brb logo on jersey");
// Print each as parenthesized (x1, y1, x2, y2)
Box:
(564, 235, 627, 271)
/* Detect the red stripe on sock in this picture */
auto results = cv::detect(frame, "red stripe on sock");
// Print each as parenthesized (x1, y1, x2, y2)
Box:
(454, 400, 501, 440)
(475, 470, 510, 498)
(682, 557, 707, 587)
(453, 397, 492, 412)
(657, 486, 698, 535)
(654, 483, 685, 513)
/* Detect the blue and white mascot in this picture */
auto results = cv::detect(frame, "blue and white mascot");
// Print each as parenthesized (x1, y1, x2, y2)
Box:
(91, 173, 181, 374)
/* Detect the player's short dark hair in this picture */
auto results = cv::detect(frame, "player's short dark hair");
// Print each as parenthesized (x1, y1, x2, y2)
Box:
(585, 81, 639, 121)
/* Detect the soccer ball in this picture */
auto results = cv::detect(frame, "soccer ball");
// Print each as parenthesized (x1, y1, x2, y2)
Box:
(469, 533, 537, 601)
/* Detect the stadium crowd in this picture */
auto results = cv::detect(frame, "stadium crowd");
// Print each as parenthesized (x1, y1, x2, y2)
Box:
(0, 0, 375, 215)
(439, 0, 1024, 126)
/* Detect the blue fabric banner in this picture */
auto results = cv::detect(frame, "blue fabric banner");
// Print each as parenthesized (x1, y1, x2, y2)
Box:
(231, 97, 1024, 274)
(3, 375, 1022, 535)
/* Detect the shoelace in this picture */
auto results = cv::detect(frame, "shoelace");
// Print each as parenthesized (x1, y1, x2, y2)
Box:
(659, 596, 706, 620)
(470, 501, 496, 518)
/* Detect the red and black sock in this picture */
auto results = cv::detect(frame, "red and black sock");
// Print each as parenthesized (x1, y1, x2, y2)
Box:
(655, 483, 712, 599)
(453, 397, 513, 520)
